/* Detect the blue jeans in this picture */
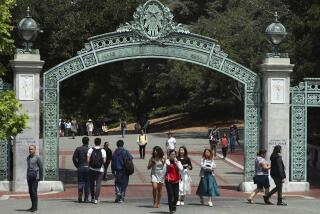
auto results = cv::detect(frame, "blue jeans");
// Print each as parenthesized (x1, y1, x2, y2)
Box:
(114, 170, 129, 201)
(77, 166, 90, 200)
(121, 128, 126, 137)
(230, 136, 236, 152)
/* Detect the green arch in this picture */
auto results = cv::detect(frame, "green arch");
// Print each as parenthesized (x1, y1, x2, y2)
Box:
(43, 0, 260, 182)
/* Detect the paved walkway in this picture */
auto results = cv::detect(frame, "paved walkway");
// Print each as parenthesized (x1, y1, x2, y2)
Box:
(1, 196, 320, 214)
(57, 132, 244, 187)
(1, 132, 320, 213)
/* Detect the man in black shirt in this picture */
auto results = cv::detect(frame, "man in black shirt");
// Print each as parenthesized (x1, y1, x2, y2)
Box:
(263, 145, 287, 206)
(103, 141, 113, 180)
(72, 137, 90, 202)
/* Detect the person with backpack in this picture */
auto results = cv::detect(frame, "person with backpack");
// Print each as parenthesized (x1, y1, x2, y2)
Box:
(137, 129, 148, 159)
(87, 138, 106, 204)
(111, 140, 133, 203)
(72, 137, 90, 202)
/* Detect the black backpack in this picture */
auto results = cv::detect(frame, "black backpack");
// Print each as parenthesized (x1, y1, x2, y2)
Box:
(89, 148, 103, 168)
(124, 154, 134, 175)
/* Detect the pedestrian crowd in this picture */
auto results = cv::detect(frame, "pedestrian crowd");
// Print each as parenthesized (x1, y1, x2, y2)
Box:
(25, 127, 287, 213)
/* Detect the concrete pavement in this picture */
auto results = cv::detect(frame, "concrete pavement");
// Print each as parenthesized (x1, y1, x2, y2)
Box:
(1, 196, 320, 214)
(1, 132, 320, 213)
(57, 132, 244, 187)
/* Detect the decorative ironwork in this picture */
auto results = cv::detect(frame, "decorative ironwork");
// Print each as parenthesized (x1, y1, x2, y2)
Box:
(42, 0, 260, 181)
(290, 78, 320, 181)
(117, 0, 189, 41)
(0, 78, 13, 181)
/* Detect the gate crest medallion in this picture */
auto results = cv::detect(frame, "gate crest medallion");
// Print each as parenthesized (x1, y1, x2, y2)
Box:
(117, 0, 189, 41)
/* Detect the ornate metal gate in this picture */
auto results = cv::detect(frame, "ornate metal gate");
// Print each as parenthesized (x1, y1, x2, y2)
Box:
(43, 0, 261, 181)
(0, 79, 13, 181)
(291, 78, 320, 181)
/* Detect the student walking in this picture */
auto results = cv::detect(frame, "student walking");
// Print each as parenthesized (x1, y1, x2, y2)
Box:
(176, 146, 192, 206)
(209, 127, 219, 157)
(221, 133, 229, 159)
(87, 138, 106, 204)
(137, 129, 148, 159)
(120, 120, 127, 138)
(111, 140, 133, 203)
(166, 131, 176, 156)
(247, 149, 271, 204)
(263, 145, 287, 206)
(26, 145, 43, 212)
(72, 137, 90, 202)
(165, 150, 183, 214)
(86, 119, 94, 136)
(229, 126, 236, 152)
(103, 142, 112, 180)
(147, 146, 166, 208)
(71, 119, 78, 139)
(196, 149, 220, 207)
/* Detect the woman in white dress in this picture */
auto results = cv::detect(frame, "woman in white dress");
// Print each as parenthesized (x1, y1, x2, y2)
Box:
(177, 146, 192, 206)
(147, 146, 166, 208)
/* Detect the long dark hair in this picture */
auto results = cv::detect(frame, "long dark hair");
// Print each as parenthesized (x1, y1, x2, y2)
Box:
(152, 146, 164, 159)
(202, 148, 213, 160)
(177, 146, 188, 159)
(257, 149, 267, 156)
(272, 145, 282, 154)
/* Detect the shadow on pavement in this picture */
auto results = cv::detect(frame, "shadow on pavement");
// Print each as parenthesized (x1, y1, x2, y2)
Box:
(152, 132, 208, 139)
(136, 205, 154, 208)
(149, 212, 169, 214)
(59, 169, 77, 184)
(14, 209, 30, 212)
(224, 172, 244, 175)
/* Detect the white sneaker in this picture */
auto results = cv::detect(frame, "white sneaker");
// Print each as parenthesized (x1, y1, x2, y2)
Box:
(208, 201, 213, 207)
(94, 200, 98, 204)
(176, 201, 181, 206)
(180, 201, 185, 206)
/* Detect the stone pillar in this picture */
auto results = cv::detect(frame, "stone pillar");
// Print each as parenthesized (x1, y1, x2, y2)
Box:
(10, 53, 64, 193)
(10, 53, 44, 192)
(261, 57, 309, 192)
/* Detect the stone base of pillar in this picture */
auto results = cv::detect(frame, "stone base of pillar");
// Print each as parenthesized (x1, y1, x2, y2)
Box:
(238, 181, 310, 192)
(0, 181, 64, 192)
(0, 181, 10, 191)
(38, 181, 65, 192)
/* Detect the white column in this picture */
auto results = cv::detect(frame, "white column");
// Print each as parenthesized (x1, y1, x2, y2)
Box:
(10, 53, 44, 192)
(261, 57, 309, 192)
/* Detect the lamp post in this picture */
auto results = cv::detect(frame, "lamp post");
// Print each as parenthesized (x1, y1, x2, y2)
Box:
(17, 7, 42, 52)
(265, 12, 287, 57)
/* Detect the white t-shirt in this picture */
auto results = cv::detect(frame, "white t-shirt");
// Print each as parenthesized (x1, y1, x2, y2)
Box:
(255, 156, 268, 175)
(166, 137, 176, 150)
(65, 122, 71, 129)
(87, 146, 106, 172)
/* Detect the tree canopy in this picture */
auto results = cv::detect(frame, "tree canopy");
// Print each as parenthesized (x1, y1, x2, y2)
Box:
(1, 0, 319, 125)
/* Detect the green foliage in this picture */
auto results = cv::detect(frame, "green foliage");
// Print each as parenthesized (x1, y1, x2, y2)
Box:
(0, 90, 29, 140)
(9, 0, 320, 123)
(284, 0, 320, 82)
(0, 0, 16, 75)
